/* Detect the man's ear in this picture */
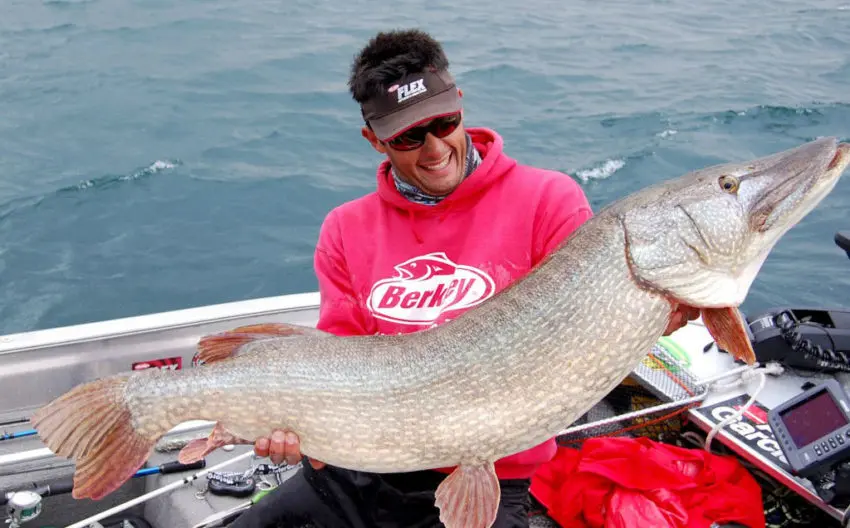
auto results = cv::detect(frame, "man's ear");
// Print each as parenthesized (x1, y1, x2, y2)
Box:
(361, 126, 387, 154)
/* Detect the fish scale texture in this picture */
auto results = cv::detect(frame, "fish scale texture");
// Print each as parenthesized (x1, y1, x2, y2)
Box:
(124, 215, 670, 473)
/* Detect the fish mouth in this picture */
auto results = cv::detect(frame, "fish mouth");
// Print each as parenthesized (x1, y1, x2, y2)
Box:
(830, 142, 850, 172)
(750, 138, 847, 232)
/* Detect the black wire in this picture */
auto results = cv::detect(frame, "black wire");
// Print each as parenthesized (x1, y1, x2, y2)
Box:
(776, 312, 850, 372)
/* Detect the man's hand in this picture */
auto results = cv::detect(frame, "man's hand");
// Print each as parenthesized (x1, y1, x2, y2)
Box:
(664, 303, 700, 336)
(254, 430, 326, 470)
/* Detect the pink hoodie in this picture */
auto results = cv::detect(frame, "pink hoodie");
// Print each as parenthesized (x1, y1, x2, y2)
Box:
(313, 127, 593, 479)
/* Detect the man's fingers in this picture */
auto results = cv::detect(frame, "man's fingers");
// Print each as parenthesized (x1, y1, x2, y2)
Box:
(269, 430, 287, 465)
(257, 429, 324, 469)
(254, 436, 270, 458)
(284, 432, 301, 466)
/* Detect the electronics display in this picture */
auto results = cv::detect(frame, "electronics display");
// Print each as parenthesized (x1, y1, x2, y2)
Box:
(768, 379, 850, 477)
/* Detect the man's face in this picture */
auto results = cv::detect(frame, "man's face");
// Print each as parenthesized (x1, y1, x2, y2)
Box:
(363, 112, 468, 197)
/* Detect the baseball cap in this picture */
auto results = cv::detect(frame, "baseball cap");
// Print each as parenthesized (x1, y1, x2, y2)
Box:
(360, 68, 462, 142)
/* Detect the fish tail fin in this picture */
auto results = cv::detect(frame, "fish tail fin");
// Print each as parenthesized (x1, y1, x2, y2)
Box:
(31, 375, 158, 500)
(194, 322, 330, 366)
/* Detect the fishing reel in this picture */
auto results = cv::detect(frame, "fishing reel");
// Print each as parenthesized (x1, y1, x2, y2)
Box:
(3, 490, 41, 528)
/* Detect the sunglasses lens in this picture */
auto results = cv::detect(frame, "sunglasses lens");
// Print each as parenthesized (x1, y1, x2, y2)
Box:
(386, 113, 461, 151)
(433, 114, 460, 137)
(388, 129, 426, 151)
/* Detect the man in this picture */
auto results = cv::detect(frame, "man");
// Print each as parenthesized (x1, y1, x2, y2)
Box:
(233, 28, 696, 528)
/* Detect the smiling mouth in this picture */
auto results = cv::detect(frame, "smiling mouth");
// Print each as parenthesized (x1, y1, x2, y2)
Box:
(420, 153, 452, 171)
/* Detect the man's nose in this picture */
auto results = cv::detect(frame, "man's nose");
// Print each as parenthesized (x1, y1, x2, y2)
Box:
(421, 133, 445, 153)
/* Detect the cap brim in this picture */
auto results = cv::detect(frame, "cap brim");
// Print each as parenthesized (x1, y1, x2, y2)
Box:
(369, 87, 462, 142)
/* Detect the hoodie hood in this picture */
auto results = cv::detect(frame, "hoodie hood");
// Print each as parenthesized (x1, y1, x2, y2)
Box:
(375, 127, 518, 215)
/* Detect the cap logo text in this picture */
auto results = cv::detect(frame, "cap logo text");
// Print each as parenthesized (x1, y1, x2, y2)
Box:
(396, 79, 427, 103)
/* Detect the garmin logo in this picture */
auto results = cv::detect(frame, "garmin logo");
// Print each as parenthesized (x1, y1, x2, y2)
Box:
(711, 405, 788, 465)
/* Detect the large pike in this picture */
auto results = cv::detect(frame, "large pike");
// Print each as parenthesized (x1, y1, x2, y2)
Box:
(33, 138, 848, 528)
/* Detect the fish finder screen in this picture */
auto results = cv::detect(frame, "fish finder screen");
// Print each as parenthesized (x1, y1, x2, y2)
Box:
(780, 390, 848, 448)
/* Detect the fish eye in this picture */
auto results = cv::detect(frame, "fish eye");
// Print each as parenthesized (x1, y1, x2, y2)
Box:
(718, 175, 739, 193)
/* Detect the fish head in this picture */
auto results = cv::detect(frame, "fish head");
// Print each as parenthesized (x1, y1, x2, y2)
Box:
(621, 137, 848, 309)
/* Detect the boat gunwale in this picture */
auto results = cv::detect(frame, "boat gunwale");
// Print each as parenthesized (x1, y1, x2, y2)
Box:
(0, 292, 321, 355)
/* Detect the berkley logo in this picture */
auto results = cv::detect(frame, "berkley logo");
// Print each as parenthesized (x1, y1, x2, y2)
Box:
(367, 252, 495, 325)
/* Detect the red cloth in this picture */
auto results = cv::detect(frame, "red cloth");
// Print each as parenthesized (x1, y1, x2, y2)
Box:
(530, 437, 765, 528)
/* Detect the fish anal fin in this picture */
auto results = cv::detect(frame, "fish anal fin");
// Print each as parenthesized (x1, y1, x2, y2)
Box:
(434, 462, 501, 528)
(178, 422, 251, 464)
(702, 307, 757, 365)
(194, 323, 329, 366)
(30, 375, 160, 500)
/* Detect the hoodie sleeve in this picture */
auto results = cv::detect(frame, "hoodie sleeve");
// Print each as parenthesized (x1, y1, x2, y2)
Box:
(313, 210, 372, 337)
(532, 172, 594, 265)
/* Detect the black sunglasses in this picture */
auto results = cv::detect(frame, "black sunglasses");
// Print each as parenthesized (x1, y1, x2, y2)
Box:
(385, 113, 462, 151)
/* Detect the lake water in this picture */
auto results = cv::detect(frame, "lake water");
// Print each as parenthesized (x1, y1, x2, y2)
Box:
(1, 0, 848, 334)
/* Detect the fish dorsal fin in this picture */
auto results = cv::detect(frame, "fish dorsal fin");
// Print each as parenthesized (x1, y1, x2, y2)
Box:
(434, 462, 501, 528)
(701, 307, 757, 365)
(194, 323, 329, 366)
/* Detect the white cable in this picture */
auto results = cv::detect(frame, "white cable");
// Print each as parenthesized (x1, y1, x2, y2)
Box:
(702, 362, 784, 453)
(695, 364, 760, 387)
(64, 450, 255, 528)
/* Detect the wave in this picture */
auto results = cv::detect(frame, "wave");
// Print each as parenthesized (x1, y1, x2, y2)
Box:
(591, 102, 849, 129)
(42, 0, 97, 5)
(567, 101, 850, 186)
(0, 160, 179, 222)
(575, 159, 626, 182)
(74, 160, 179, 190)
(0, 23, 76, 36)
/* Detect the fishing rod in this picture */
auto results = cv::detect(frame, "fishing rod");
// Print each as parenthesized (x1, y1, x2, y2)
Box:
(64, 450, 255, 528)
(2, 459, 207, 528)
(0, 429, 36, 441)
(0, 419, 29, 428)
(1, 459, 208, 507)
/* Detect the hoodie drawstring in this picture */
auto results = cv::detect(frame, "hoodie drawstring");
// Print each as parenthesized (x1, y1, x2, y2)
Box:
(408, 209, 423, 243)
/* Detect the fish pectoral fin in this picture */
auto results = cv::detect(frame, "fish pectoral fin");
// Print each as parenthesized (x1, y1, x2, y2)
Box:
(195, 323, 330, 365)
(177, 438, 210, 464)
(178, 422, 251, 464)
(434, 462, 501, 528)
(702, 307, 757, 365)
